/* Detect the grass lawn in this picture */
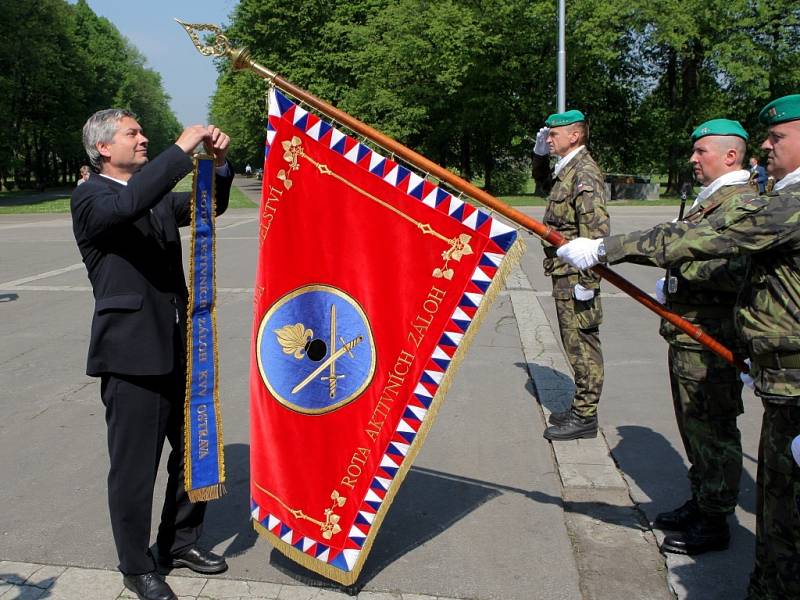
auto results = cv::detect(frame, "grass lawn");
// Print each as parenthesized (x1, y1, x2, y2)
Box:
(0, 173, 257, 214)
(0, 188, 72, 214)
(497, 194, 685, 207)
(1, 174, 685, 214)
(172, 173, 256, 208)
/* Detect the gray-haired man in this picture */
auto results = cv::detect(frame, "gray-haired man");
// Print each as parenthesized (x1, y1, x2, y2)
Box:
(71, 109, 233, 600)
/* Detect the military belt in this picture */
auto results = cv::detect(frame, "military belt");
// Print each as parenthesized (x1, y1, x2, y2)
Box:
(752, 353, 800, 369)
(667, 302, 735, 319)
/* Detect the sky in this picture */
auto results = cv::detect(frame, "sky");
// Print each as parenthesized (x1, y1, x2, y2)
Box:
(77, 0, 240, 126)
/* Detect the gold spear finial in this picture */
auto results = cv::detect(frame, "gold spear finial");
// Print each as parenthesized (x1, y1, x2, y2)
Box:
(175, 19, 232, 58)
(175, 19, 275, 77)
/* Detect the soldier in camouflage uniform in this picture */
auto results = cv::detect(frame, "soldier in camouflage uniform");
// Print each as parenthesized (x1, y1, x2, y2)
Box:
(532, 109, 610, 440)
(651, 119, 752, 555)
(556, 94, 800, 600)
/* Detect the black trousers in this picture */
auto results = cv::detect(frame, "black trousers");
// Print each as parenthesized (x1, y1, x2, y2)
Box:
(101, 365, 206, 575)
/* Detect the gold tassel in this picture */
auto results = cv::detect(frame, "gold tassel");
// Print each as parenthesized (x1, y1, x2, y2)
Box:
(188, 483, 227, 503)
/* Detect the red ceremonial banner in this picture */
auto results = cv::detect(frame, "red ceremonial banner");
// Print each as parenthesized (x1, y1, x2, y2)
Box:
(250, 89, 523, 584)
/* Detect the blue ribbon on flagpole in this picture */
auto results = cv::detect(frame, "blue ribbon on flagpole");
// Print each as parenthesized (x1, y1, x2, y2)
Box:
(185, 156, 226, 501)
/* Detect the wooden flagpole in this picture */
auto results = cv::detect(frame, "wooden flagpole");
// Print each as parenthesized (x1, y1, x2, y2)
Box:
(176, 20, 748, 373)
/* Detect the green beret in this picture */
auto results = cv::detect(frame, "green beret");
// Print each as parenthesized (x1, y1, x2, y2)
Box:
(545, 109, 585, 128)
(759, 94, 800, 125)
(691, 119, 748, 142)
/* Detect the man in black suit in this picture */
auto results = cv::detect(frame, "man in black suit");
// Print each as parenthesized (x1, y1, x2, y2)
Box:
(71, 108, 234, 600)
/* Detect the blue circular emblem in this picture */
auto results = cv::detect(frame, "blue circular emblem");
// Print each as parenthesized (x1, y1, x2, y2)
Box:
(256, 285, 376, 414)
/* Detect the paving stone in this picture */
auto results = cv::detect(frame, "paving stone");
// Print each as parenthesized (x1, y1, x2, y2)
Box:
(198, 578, 282, 599)
(552, 437, 614, 465)
(0, 562, 41, 585)
(312, 589, 353, 599)
(167, 575, 208, 597)
(45, 566, 123, 600)
(4, 584, 49, 599)
(559, 463, 627, 490)
(276, 584, 322, 599)
(355, 592, 402, 600)
(26, 565, 67, 589)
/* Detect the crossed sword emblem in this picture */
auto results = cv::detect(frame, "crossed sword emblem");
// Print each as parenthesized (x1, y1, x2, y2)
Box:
(291, 304, 363, 397)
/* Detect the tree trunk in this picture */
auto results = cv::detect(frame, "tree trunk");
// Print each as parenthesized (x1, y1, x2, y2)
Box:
(665, 49, 678, 195)
(460, 132, 472, 181)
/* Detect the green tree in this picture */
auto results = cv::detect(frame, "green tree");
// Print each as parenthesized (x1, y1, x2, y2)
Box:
(0, 0, 183, 189)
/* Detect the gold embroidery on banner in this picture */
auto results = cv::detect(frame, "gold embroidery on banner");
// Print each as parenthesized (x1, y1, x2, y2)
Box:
(277, 136, 474, 279)
(290, 335, 364, 395)
(254, 482, 347, 540)
(274, 323, 314, 359)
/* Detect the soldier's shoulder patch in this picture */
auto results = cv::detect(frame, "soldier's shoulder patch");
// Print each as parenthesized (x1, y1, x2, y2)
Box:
(708, 194, 768, 231)
(737, 193, 769, 210)
(574, 172, 601, 194)
(576, 181, 594, 194)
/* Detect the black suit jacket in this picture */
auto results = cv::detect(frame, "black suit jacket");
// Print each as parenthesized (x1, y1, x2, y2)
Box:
(71, 144, 233, 377)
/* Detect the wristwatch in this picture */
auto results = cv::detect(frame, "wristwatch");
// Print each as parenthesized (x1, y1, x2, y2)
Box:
(597, 239, 607, 263)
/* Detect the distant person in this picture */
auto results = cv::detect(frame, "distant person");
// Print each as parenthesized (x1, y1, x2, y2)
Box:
(77, 165, 91, 186)
(749, 156, 768, 193)
(245, 163, 252, 177)
(71, 108, 234, 600)
(532, 109, 609, 441)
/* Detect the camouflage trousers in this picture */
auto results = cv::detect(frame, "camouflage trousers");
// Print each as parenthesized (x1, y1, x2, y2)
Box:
(668, 346, 743, 515)
(553, 275, 604, 417)
(746, 402, 800, 600)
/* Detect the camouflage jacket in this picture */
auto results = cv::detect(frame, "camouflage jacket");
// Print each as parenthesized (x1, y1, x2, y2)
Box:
(659, 183, 750, 349)
(604, 181, 800, 402)
(534, 148, 610, 287)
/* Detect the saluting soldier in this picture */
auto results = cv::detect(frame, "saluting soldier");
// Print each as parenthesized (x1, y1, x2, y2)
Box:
(532, 110, 610, 441)
(653, 119, 752, 555)
(555, 94, 800, 600)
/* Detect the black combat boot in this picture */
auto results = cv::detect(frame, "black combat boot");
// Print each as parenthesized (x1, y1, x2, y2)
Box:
(543, 411, 598, 441)
(548, 408, 573, 426)
(654, 498, 700, 531)
(660, 512, 730, 555)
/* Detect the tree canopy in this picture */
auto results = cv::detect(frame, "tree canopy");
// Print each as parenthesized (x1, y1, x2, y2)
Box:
(0, 0, 181, 190)
(211, 0, 800, 194)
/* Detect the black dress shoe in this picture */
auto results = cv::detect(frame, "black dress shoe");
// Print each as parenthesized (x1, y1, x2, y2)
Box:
(161, 546, 228, 574)
(543, 412, 598, 440)
(654, 498, 700, 531)
(123, 572, 177, 600)
(660, 513, 730, 555)
(548, 408, 572, 426)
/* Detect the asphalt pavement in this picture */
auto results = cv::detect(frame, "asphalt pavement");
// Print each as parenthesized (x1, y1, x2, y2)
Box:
(0, 182, 760, 599)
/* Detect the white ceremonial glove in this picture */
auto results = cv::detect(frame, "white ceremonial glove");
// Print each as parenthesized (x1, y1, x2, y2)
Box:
(655, 277, 667, 304)
(574, 284, 595, 301)
(792, 434, 800, 467)
(740, 358, 755, 391)
(534, 127, 550, 156)
(557, 238, 603, 270)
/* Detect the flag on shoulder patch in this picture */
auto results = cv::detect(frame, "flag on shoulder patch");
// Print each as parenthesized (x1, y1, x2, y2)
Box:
(250, 88, 523, 584)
